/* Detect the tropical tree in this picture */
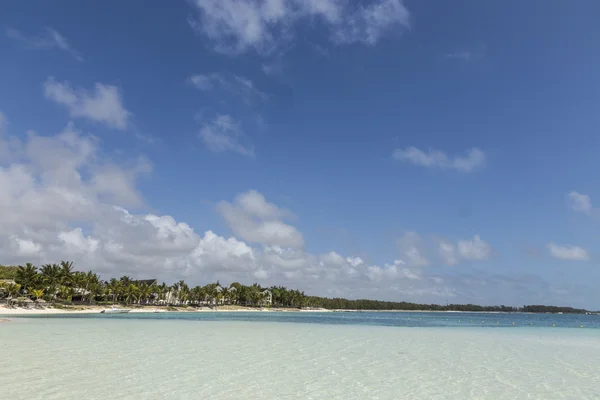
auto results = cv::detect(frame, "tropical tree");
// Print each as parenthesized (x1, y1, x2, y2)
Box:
(60, 261, 74, 287)
(106, 278, 122, 303)
(120, 276, 132, 287)
(15, 263, 38, 293)
(6, 283, 21, 298)
(59, 285, 74, 302)
(156, 282, 168, 304)
(40, 263, 61, 299)
(220, 287, 229, 305)
(125, 284, 140, 304)
(31, 289, 44, 301)
(138, 283, 153, 305)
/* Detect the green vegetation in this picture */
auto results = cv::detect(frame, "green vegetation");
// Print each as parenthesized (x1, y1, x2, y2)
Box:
(0, 261, 590, 314)
(304, 298, 588, 314)
(0, 265, 18, 280)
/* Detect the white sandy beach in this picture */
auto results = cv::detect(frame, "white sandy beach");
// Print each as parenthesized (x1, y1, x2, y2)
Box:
(0, 305, 331, 316)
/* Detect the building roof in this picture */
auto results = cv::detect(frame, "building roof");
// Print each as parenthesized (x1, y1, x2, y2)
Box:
(132, 279, 158, 286)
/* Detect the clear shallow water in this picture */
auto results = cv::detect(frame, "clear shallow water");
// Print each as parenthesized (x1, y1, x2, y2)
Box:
(2, 313, 600, 400)
(7, 310, 600, 329)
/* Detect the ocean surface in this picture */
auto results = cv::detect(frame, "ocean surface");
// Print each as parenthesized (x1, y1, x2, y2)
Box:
(1, 312, 600, 399)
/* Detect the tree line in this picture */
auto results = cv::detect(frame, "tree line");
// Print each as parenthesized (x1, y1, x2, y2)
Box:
(0, 263, 304, 307)
(0, 263, 590, 313)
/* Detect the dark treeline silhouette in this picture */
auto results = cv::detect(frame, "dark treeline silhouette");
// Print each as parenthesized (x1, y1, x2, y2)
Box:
(0, 264, 590, 314)
(304, 297, 588, 314)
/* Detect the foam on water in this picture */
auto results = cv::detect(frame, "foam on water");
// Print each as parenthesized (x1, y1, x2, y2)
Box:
(1, 316, 600, 399)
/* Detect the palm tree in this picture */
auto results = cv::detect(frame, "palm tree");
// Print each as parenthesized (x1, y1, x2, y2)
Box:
(106, 278, 122, 304)
(5, 283, 21, 298)
(31, 289, 44, 301)
(125, 284, 140, 304)
(120, 276, 132, 286)
(227, 286, 237, 305)
(86, 282, 102, 304)
(15, 263, 38, 293)
(138, 283, 153, 305)
(40, 264, 61, 300)
(59, 285, 74, 302)
(220, 287, 229, 305)
(60, 261, 74, 287)
(155, 283, 167, 304)
(205, 284, 218, 306)
(83, 271, 100, 303)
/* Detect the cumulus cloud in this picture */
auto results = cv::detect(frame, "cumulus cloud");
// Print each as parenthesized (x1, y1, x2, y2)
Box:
(397, 231, 429, 266)
(188, 0, 410, 54)
(189, 73, 268, 104)
(0, 116, 453, 299)
(0, 109, 516, 304)
(217, 190, 303, 248)
(0, 119, 257, 281)
(44, 77, 131, 130)
(199, 114, 255, 156)
(6, 27, 83, 61)
(436, 235, 492, 265)
(568, 191, 595, 215)
(366, 259, 420, 282)
(393, 147, 485, 172)
(546, 243, 589, 261)
(457, 235, 492, 260)
(439, 241, 458, 265)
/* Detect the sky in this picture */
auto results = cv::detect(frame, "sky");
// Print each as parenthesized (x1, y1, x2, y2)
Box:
(1, 0, 600, 309)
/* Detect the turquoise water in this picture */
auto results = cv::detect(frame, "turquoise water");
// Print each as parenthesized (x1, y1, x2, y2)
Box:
(9, 310, 600, 329)
(2, 312, 600, 399)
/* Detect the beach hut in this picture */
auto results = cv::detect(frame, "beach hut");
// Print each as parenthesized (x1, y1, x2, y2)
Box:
(35, 299, 47, 309)
(22, 298, 34, 309)
(13, 297, 33, 308)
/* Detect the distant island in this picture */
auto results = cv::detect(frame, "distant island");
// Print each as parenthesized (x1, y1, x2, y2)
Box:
(0, 262, 592, 314)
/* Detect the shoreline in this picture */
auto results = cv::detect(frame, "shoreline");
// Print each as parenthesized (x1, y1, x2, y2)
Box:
(0, 305, 332, 316)
(2, 305, 584, 317)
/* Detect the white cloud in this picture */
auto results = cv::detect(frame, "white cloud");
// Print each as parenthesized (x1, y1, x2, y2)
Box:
(0, 110, 514, 304)
(188, 0, 410, 55)
(199, 114, 255, 156)
(397, 231, 429, 266)
(217, 190, 303, 248)
(366, 259, 420, 282)
(439, 241, 457, 265)
(438, 235, 492, 265)
(346, 256, 364, 267)
(332, 0, 410, 45)
(189, 74, 219, 90)
(393, 147, 485, 172)
(188, 73, 268, 104)
(457, 235, 492, 260)
(6, 27, 83, 61)
(568, 191, 594, 215)
(546, 243, 589, 261)
(44, 77, 131, 130)
(0, 120, 257, 281)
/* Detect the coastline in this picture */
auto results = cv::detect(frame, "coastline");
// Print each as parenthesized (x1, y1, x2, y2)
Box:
(1, 305, 573, 317)
(0, 304, 332, 316)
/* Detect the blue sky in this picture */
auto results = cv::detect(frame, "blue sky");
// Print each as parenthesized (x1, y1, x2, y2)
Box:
(1, 0, 600, 308)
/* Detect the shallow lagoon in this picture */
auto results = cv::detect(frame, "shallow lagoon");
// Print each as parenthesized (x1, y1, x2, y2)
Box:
(1, 312, 599, 399)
